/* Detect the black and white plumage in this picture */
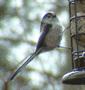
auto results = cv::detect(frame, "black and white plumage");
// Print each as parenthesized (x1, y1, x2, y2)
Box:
(9, 12, 62, 81)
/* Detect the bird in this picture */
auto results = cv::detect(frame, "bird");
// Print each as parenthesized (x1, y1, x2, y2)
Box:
(8, 12, 63, 81)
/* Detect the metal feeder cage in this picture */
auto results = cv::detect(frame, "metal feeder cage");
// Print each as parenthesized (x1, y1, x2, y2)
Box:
(62, 0, 85, 85)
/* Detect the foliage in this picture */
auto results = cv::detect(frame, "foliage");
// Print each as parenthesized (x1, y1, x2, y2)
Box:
(0, 0, 72, 90)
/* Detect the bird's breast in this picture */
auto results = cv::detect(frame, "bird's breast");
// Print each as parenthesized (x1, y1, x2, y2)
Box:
(44, 26, 62, 49)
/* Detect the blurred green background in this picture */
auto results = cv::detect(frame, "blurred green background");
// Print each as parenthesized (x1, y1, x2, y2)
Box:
(0, 0, 74, 90)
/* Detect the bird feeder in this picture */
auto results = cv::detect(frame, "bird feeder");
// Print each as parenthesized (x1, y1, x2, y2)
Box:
(62, 0, 85, 84)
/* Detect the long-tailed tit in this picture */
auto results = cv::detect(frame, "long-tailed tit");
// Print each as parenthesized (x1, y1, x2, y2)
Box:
(9, 12, 63, 80)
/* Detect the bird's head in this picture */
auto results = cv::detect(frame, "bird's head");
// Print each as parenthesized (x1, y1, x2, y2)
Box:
(41, 12, 56, 25)
(40, 12, 58, 32)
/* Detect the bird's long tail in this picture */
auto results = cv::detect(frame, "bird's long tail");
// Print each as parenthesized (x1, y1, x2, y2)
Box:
(8, 49, 41, 81)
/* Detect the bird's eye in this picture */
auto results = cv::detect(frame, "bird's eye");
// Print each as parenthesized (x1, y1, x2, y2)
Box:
(47, 15, 51, 18)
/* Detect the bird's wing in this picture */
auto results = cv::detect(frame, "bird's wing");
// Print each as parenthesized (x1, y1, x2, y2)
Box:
(36, 24, 52, 51)
(40, 22, 44, 32)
